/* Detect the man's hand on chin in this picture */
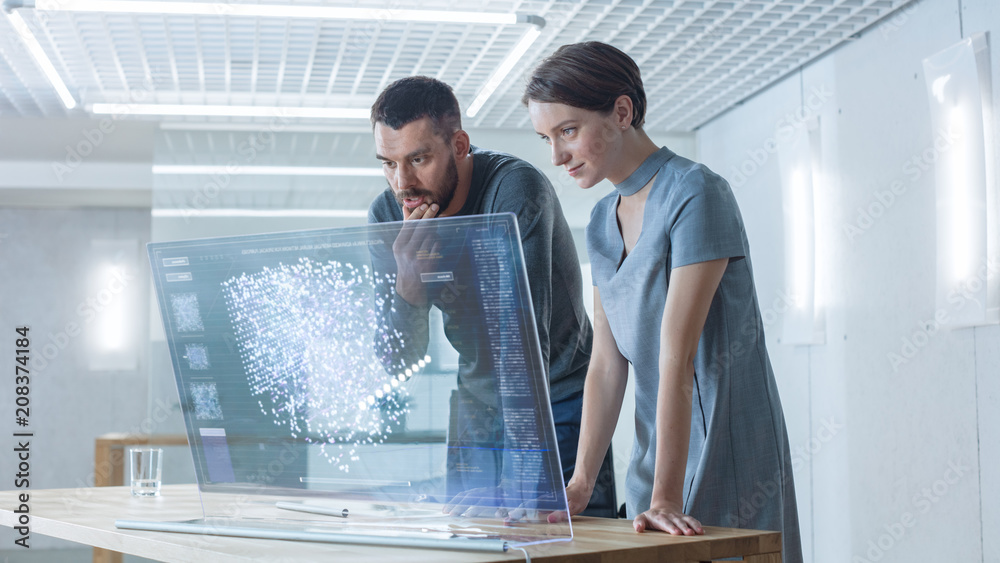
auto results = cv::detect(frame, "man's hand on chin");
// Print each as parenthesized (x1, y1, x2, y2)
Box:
(392, 202, 441, 306)
(402, 201, 439, 221)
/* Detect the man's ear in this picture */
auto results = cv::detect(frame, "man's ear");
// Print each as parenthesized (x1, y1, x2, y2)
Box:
(452, 129, 471, 159)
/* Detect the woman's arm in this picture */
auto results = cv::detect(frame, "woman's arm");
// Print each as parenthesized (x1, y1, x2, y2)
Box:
(555, 286, 630, 518)
(634, 256, 728, 535)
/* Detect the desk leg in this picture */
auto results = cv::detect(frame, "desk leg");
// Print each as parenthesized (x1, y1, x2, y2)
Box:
(94, 548, 123, 563)
(110, 447, 126, 488)
(94, 442, 113, 487)
(93, 441, 124, 563)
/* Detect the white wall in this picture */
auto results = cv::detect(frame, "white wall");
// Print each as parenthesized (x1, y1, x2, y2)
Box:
(0, 208, 157, 556)
(697, 0, 995, 561)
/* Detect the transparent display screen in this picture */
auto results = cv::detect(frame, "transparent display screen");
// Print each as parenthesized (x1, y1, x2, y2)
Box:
(147, 214, 571, 546)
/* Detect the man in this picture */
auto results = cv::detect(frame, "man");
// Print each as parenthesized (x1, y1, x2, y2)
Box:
(367, 76, 616, 517)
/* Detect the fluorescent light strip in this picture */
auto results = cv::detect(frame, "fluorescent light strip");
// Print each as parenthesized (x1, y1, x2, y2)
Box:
(158, 122, 373, 133)
(466, 26, 542, 118)
(5, 11, 76, 109)
(790, 168, 810, 308)
(151, 208, 368, 218)
(34, 0, 517, 25)
(91, 103, 368, 119)
(947, 106, 976, 285)
(25, 0, 540, 120)
(153, 165, 382, 176)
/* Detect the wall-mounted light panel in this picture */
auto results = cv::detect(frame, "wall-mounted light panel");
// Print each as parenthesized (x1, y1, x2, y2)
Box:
(778, 116, 825, 345)
(923, 32, 998, 327)
(88, 239, 140, 371)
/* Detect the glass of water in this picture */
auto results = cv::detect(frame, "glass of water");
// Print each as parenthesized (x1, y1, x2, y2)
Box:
(129, 447, 163, 497)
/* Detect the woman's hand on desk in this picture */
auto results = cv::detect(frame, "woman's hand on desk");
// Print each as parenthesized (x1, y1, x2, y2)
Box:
(634, 502, 704, 535)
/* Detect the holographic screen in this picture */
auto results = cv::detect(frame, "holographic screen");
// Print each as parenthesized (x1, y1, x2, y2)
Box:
(147, 214, 570, 544)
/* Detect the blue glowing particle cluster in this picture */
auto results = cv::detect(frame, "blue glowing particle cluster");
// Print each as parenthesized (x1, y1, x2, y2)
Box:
(170, 292, 205, 332)
(190, 382, 224, 420)
(221, 257, 428, 472)
(185, 343, 211, 370)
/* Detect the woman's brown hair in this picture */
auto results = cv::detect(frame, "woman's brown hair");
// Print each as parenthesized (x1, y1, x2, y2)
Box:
(522, 41, 646, 129)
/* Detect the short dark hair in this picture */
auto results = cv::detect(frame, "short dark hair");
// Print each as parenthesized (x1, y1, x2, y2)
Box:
(371, 76, 462, 138)
(522, 42, 647, 129)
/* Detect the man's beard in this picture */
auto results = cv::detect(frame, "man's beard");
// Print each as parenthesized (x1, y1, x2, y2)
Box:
(393, 154, 459, 213)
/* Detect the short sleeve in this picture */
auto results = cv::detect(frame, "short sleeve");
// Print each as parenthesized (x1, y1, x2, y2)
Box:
(668, 166, 747, 269)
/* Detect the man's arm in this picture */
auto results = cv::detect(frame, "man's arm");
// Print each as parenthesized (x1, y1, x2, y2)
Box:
(368, 194, 433, 376)
(489, 166, 555, 376)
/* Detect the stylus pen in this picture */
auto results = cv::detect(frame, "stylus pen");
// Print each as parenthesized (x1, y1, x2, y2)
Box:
(275, 501, 349, 518)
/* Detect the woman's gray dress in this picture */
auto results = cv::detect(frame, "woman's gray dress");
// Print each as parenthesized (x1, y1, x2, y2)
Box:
(586, 147, 802, 562)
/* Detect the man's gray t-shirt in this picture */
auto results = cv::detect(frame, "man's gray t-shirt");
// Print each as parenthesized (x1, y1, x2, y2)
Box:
(368, 145, 592, 403)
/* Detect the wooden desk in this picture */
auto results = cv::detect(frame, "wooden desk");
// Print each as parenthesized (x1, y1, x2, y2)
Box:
(0, 485, 781, 562)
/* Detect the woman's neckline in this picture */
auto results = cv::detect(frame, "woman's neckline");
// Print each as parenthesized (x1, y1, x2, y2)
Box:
(612, 146, 673, 197)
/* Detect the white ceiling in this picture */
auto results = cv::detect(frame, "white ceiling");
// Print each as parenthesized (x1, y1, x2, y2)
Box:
(1, 0, 916, 133)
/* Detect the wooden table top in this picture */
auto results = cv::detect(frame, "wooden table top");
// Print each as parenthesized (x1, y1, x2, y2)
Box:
(0, 485, 781, 562)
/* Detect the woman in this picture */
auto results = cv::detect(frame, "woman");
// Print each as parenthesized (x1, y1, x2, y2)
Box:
(523, 41, 802, 561)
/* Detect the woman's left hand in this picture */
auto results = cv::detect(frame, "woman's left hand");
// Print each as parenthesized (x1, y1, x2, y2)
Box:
(633, 502, 704, 535)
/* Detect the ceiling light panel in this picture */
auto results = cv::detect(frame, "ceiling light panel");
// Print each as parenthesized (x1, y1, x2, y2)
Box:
(1, 0, 915, 131)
